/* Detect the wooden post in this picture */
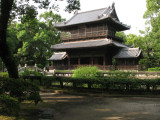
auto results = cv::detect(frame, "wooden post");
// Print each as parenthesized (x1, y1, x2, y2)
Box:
(103, 55, 106, 70)
(73, 81, 77, 88)
(88, 82, 91, 89)
(60, 80, 63, 88)
(68, 57, 70, 69)
(2, 62, 4, 72)
(91, 57, 93, 65)
(78, 57, 80, 65)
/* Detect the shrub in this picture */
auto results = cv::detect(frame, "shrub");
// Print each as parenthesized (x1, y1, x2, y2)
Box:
(0, 95, 20, 116)
(72, 66, 103, 79)
(1, 78, 41, 103)
(19, 70, 43, 76)
(0, 77, 42, 116)
(0, 72, 8, 77)
(148, 67, 160, 72)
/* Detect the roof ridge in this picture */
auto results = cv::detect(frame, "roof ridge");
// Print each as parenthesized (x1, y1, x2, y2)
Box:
(76, 7, 106, 14)
(65, 7, 106, 24)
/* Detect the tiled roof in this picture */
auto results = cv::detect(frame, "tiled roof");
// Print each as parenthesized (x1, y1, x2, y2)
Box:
(55, 3, 130, 30)
(114, 48, 142, 58)
(51, 38, 128, 50)
(48, 52, 67, 60)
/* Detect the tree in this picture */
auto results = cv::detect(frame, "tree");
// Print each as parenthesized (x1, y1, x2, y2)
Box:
(0, 0, 80, 78)
(0, 0, 18, 78)
(115, 31, 127, 43)
(143, 0, 160, 68)
(16, 11, 64, 67)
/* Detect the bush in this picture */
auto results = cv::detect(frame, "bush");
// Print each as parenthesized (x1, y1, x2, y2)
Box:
(1, 78, 41, 103)
(19, 70, 43, 76)
(51, 76, 160, 92)
(0, 77, 42, 116)
(0, 95, 20, 116)
(0, 72, 8, 77)
(72, 66, 103, 79)
(148, 67, 160, 72)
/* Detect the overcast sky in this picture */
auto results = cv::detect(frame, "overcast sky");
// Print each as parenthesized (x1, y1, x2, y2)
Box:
(41, 0, 147, 35)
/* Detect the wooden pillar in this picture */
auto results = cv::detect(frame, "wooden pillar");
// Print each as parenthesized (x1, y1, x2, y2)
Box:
(78, 57, 80, 65)
(2, 62, 4, 72)
(68, 57, 70, 69)
(91, 57, 93, 65)
(103, 55, 106, 70)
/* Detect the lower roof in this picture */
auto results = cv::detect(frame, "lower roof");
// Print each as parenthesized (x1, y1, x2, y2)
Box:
(49, 47, 142, 61)
(51, 38, 128, 50)
(48, 52, 67, 61)
(114, 47, 142, 58)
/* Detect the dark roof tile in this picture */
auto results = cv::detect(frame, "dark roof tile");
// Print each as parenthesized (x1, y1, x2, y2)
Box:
(114, 48, 142, 58)
(55, 3, 130, 30)
(48, 52, 67, 60)
(51, 38, 128, 50)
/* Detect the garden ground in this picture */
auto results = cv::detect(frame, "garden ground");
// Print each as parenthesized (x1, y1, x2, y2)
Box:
(1, 89, 160, 120)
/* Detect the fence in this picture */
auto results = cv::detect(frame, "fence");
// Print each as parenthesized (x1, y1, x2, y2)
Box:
(18, 64, 44, 73)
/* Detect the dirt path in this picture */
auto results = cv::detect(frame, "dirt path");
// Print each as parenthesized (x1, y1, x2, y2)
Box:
(40, 91, 160, 120)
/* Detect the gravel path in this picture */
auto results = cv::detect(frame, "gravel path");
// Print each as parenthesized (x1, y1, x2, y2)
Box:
(40, 92, 160, 120)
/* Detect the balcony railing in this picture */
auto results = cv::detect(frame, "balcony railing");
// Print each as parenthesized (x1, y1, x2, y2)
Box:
(61, 30, 108, 41)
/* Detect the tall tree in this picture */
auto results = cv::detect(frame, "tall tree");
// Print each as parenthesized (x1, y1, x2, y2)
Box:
(0, 0, 80, 78)
(143, 0, 160, 68)
(16, 12, 64, 67)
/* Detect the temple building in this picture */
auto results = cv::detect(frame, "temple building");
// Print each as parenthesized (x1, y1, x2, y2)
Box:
(49, 3, 142, 70)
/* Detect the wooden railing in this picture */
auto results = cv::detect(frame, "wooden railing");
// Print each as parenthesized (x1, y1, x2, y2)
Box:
(61, 30, 108, 41)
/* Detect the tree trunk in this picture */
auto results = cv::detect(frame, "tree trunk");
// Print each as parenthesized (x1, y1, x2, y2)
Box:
(0, 0, 18, 78)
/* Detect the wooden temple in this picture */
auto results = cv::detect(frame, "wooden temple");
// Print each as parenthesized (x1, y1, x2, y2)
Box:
(49, 3, 142, 70)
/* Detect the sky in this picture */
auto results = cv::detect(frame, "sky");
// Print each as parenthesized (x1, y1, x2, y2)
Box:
(41, 0, 147, 35)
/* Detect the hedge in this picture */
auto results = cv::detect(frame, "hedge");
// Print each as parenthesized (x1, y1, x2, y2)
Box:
(41, 76, 160, 91)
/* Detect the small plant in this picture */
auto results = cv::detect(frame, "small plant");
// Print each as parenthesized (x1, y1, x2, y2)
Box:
(72, 66, 103, 79)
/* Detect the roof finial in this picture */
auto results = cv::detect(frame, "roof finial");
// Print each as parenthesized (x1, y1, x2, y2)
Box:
(74, 10, 78, 14)
(111, 2, 115, 9)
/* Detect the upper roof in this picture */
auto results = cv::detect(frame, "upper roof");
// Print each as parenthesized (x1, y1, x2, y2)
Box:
(48, 52, 67, 61)
(51, 38, 128, 50)
(55, 3, 130, 30)
(114, 47, 142, 58)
